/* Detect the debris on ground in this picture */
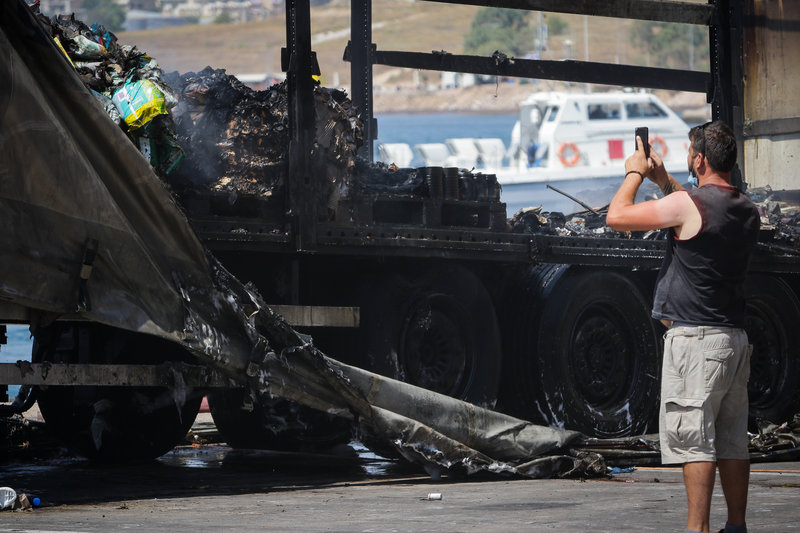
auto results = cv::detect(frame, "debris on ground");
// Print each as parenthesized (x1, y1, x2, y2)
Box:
(0, 414, 64, 462)
(0, 486, 42, 511)
(749, 414, 800, 462)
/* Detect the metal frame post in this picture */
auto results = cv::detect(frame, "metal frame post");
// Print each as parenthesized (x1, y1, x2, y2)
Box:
(285, 0, 317, 249)
(350, 0, 376, 161)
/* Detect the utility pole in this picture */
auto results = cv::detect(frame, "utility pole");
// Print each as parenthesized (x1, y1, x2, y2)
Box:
(583, 15, 589, 62)
(584, 15, 589, 92)
(536, 11, 544, 58)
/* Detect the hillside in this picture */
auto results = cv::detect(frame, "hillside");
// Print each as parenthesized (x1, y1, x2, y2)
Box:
(119, 0, 709, 119)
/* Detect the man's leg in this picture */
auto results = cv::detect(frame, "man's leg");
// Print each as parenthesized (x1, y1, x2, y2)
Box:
(718, 458, 749, 527)
(684, 461, 716, 533)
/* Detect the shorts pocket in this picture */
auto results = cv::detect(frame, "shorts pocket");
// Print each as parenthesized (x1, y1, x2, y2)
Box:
(704, 348, 734, 392)
(664, 398, 705, 448)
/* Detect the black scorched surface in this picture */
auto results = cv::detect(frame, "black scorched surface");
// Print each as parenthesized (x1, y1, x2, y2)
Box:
(165, 68, 290, 197)
(165, 68, 364, 212)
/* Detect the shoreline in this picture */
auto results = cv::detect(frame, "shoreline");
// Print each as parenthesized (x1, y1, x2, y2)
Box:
(370, 83, 711, 121)
(374, 109, 518, 116)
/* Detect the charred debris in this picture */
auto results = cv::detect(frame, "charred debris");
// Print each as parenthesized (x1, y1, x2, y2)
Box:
(28, 8, 800, 244)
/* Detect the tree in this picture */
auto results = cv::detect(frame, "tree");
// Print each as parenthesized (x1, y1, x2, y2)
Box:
(463, 8, 534, 57)
(83, 0, 125, 33)
(213, 12, 233, 24)
(547, 15, 568, 36)
(629, 21, 709, 71)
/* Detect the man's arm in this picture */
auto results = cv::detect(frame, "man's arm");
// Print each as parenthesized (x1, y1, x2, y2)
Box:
(659, 177, 681, 196)
(648, 147, 684, 196)
(607, 187, 693, 231)
(606, 136, 695, 232)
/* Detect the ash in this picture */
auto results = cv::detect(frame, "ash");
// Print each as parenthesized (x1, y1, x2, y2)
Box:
(165, 68, 291, 197)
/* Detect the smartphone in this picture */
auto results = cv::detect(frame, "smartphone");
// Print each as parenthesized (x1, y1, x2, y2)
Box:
(635, 127, 650, 158)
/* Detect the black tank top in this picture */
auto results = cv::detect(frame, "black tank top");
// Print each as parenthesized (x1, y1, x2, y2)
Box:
(652, 184, 760, 327)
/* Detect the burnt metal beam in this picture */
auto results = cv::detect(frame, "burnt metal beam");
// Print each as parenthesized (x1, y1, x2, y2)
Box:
(708, 0, 743, 186)
(0, 363, 239, 387)
(530, 235, 666, 268)
(284, 0, 317, 250)
(750, 244, 800, 274)
(269, 305, 360, 327)
(422, 0, 713, 25)
(528, 235, 800, 274)
(350, 0, 376, 161)
(372, 50, 711, 93)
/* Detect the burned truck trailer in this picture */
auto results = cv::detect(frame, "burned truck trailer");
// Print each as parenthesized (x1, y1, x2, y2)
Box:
(2, 0, 800, 463)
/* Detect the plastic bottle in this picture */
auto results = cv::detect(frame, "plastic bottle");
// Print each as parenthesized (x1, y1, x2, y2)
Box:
(0, 487, 16, 510)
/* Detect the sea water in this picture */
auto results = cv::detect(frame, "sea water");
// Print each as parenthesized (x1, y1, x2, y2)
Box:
(1, 325, 32, 399)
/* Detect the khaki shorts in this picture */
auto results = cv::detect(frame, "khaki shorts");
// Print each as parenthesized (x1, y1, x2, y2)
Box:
(659, 325, 752, 464)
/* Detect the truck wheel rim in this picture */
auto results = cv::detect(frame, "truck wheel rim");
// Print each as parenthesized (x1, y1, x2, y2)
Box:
(400, 295, 470, 397)
(569, 311, 631, 409)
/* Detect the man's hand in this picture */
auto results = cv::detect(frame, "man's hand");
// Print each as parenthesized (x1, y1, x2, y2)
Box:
(648, 144, 683, 195)
(625, 136, 651, 176)
(648, 146, 670, 186)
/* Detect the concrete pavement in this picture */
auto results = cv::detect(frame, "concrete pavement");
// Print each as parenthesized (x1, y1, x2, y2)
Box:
(2, 443, 800, 532)
(2, 406, 799, 532)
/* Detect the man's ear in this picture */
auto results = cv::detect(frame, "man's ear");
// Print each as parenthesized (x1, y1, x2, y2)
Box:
(695, 152, 706, 173)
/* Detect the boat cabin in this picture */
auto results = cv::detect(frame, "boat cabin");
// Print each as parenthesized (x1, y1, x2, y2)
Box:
(509, 91, 690, 173)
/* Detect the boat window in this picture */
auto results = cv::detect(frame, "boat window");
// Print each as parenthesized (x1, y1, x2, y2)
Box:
(625, 102, 668, 118)
(587, 103, 621, 120)
(545, 106, 559, 122)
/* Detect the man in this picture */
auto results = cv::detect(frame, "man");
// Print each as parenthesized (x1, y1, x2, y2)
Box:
(607, 121, 760, 533)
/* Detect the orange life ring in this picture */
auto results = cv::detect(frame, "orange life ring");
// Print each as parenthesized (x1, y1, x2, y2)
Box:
(650, 136, 668, 158)
(557, 142, 580, 167)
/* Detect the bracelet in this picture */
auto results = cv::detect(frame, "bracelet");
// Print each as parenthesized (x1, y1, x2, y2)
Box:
(625, 170, 645, 182)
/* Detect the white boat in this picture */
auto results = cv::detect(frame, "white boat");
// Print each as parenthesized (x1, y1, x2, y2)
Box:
(497, 90, 692, 213)
(377, 90, 692, 214)
(500, 90, 689, 179)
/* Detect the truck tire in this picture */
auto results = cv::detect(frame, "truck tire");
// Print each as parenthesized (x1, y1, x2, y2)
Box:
(496, 264, 562, 425)
(357, 265, 502, 406)
(531, 266, 661, 438)
(354, 265, 502, 458)
(744, 275, 800, 427)
(207, 388, 352, 452)
(32, 323, 202, 463)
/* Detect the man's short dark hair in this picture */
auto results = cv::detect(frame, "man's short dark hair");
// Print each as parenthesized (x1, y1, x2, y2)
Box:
(689, 120, 737, 173)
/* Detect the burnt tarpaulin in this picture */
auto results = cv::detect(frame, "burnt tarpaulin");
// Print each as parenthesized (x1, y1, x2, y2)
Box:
(0, 0, 603, 479)
(0, 0, 257, 376)
(198, 266, 605, 478)
(248, 323, 603, 477)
